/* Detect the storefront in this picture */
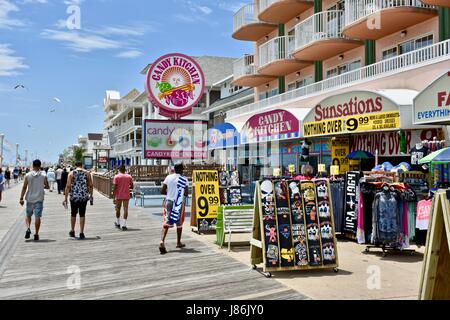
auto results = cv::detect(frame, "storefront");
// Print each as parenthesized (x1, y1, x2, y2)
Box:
(207, 122, 240, 170)
(239, 108, 310, 180)
(302, 90, 443, 174)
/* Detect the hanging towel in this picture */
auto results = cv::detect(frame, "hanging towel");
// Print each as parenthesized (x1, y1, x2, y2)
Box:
(168, 176, 188, 225)
(357, 191, 365, 244)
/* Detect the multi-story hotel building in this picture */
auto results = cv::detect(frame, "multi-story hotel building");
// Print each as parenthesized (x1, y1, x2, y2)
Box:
(227, 0, 450, 177)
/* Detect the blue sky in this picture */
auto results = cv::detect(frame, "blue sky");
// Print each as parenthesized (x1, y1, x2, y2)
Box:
(0, 0, 251, 164)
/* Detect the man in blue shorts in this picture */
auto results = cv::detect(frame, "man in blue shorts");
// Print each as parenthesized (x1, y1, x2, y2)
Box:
(19, 160, 49, 241)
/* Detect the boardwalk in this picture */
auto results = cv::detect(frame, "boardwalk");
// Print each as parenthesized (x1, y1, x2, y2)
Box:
(0, 184, 308, 300)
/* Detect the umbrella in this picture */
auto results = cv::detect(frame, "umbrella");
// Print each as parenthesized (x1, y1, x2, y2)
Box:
(346, 150, 375, 171)
(419, 147, 450, 165)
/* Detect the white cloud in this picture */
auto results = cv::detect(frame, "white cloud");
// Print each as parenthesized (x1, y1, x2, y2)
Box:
(0, 0, 25, 29)
(116, 50, 143, 59)
(216, 1, 246, 12)
(0, 44, 28, 76)
(41, 29, 123, 52)
(20, 0, 48, 4)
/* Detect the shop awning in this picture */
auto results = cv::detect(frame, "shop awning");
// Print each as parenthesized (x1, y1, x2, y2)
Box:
(207, 122, 239, 150)
(240, 108, 310, 144)
(301, 89, 435, 138)
(414, 71, 450, 125)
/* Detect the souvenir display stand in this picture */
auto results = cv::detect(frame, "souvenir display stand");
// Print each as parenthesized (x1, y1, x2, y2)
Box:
(250, 179, 339, 278)
(419, 191, 450, 300)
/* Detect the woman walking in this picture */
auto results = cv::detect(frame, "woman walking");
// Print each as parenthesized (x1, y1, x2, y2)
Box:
(4, 168, 11, 189)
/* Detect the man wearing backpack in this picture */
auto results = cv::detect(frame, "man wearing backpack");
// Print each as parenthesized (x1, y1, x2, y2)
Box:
(63, 161, 93, 240)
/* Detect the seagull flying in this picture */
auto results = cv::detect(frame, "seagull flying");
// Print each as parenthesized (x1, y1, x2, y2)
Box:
(14, 84, 26, 90)
(50, 108, 56, 113)
(53, 97, 61, 103)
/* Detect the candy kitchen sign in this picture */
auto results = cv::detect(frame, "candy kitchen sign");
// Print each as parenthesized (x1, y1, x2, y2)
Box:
(240, 109, 300, 144)
(146, 53, 205, 120)
(144, 119, 207, 159)
(414, 71, 450, 125)
(303, 91, 400, 137)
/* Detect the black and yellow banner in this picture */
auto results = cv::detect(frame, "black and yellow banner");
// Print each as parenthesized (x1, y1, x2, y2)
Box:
(303, 111, 400, 137)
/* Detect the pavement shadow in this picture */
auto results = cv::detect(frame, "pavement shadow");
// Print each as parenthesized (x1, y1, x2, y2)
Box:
(363, 250, 424, 263)
(122, 228, 142, 232)
(167, 248, 201, 254)
(25, 239, 57, 243)
(68, 236, 102, 241)
(265, 268, 353, 279)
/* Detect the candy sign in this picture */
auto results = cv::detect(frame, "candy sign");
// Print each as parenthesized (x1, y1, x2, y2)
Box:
(146, 53, 205, 119)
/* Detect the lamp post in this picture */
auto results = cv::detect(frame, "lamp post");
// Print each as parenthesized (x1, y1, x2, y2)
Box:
(0, 134, 4, 168)
(16, 143, 19, 166)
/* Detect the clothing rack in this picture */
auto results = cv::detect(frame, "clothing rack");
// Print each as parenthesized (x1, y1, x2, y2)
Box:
(362, 182, 416, 257)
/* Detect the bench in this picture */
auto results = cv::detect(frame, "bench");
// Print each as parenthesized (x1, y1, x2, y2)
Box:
(222, 207, 254, 252)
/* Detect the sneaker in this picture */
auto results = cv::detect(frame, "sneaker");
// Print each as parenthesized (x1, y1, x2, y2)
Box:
(69, 231, 75, 238)
(122, 226, 128, 231)
(34, 234, 39, 241)
(79, 233, 85, 240)
(25, 228, 31, 239)
(114, 222, 121, 229)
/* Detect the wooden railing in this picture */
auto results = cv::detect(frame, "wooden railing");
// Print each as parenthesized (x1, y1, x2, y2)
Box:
(92, 174, 114, 199)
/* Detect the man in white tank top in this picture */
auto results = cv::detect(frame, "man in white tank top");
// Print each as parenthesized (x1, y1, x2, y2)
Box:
(19, 160, 49, 241)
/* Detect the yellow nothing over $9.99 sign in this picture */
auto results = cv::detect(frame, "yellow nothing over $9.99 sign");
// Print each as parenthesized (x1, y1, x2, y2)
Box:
(303, 111, 400, 137)
(193, 170, 220, 219)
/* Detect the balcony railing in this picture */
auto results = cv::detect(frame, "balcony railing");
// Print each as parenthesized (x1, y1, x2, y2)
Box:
(115, 117, 142, 136)
(227, 39, 450, 119)
(345, 0, 435, 25)
(233, 55, 258, 80)
(233, 4, 260, 33)
(114, 140, 142, 153)
(295, 10, 346, 51)
(259, 36, 296, 68)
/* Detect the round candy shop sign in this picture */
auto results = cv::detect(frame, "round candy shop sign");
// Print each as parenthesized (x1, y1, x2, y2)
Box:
(146, 53, 205, 120)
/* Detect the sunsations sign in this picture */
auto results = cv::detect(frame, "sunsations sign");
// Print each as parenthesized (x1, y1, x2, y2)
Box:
(146, 53, 205, 119)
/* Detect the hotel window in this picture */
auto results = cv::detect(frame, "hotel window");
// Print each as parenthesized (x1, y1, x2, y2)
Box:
(287, 76, 314, 91)
(382, 34, 434, 60)
(326, 59, 361, 78)
(259, 88, 279, 101)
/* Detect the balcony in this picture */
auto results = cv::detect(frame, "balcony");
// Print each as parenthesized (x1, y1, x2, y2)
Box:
(258, 0, 314, 24)
(227, 39, 450, 119)
(293, 10, 363, 61)
(114, 140, 142, 153)
(421, 0, 450, 7)
(233, 4, 277, 41)
(343, 0, 437, 40)
(115, 118, 142, 136)
(258, 36, 311, 76)
(233, 55, 277, 87)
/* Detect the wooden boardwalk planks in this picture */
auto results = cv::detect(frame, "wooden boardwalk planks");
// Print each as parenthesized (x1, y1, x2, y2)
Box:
(0, 186, 309, 300)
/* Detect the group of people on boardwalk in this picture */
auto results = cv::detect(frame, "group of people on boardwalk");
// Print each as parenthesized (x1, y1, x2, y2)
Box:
(17, 160, 134, 241)
(2, 159, 187, 254)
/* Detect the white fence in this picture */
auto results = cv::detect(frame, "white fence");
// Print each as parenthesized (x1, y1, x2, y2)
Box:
(345, 0, 435, 25)
(233, 55, 257, 79)
(259, 35, 296, 68)
(227, 39, 450, 119)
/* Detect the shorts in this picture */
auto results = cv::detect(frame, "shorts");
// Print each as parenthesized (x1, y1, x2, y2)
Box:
(26, 202, 44, 218)
(163, 200, 185, 229)
(115, 199, 130, 210)
(70, 200, 88, 218)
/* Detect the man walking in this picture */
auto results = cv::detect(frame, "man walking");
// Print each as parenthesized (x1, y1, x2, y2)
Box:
(159, 163, 189, 254)
(113, 165, 133, 231)
(56, 166, 63, 194)
(19, 160, 49, 241)
(64, 161, 93, 240)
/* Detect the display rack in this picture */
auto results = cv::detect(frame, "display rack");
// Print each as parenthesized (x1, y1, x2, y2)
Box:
(250, 180, 339, 278)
